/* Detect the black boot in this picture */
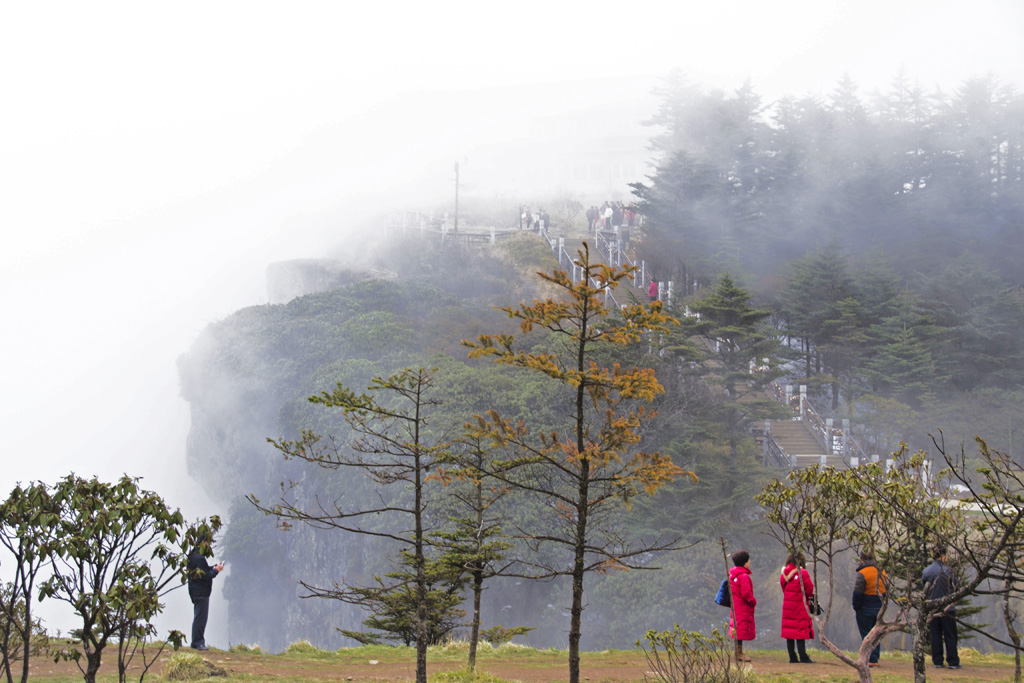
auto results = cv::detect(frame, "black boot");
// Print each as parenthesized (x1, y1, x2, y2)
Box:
(787, 639, 799, 663)
(797, 640, 813, 663)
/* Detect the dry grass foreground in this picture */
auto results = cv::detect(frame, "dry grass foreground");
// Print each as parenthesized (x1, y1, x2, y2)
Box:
(22, 640, 1022, 682)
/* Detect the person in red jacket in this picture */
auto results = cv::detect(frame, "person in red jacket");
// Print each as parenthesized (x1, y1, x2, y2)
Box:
(728, 550, 757, 662)
(780, 551, 815, 663)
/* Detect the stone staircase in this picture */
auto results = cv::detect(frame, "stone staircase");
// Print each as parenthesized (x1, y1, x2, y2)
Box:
(767, 419, 845, 469)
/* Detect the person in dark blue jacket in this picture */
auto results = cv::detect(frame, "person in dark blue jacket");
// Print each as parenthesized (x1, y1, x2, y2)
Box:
(923, 545, 960, 669)
(187, 535, 224, 651)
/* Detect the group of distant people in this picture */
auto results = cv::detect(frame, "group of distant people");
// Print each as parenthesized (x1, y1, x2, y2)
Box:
(725, 544, 959, 668)
(516, 201, 643, 238)
(520, 207, 550, 232)
(586, 201, 640, 233)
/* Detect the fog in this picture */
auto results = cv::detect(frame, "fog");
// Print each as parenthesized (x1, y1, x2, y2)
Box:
(1, 0, 1022, 648)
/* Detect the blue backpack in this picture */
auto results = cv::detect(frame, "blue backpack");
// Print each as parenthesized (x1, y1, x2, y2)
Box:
(715, 578, 731, 608)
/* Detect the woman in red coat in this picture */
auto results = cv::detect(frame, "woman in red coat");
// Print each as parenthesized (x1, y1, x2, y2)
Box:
(728, 550, 757, 662)
(780, 551, 815, 663)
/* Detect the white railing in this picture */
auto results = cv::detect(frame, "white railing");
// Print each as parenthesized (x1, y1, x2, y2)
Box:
(766, 380, 869, 466)
(551, 236, 620, 308)
(385, 211, 522, 245)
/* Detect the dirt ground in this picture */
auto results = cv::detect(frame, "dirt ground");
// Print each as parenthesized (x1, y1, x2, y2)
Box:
(25, 647, 1002, 682)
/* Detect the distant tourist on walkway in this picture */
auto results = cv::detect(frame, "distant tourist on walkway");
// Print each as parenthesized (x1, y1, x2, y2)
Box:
(780, 551, 815, 663)
(923, 545, 960, 669)
(852, 549, 886, 667)
(648, 280, 658, 302)
(729, 550, 757, 662)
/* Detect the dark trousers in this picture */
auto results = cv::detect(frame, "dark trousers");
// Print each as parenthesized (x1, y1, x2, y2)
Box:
(855, 609, 881, 663)
(786, 638, 809, 662)
(191, 595, 210, 647)
(930, 614, 959, 666)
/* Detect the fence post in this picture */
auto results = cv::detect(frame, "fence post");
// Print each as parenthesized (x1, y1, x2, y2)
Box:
(799, 385, 807, 419)
(490, 227, 496, 245)
(667, 281, 673, 304)
(640, 260, 646, 288)
(851, 456, 860, 467)
(558, 238, 565, 267)
(825, 418, 833, 454)
(842, 419, 850, 460)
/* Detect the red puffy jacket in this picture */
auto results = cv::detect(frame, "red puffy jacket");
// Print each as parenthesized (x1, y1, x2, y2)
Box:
(728, 565, 757, 641)
(779, 564, 815, 640)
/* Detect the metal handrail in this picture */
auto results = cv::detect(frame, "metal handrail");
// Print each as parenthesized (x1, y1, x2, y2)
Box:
(803, 402, 830, 453)
(552, 238, 621, 309)
(753, 421, 792, 468)
(594, 229, 652, 291)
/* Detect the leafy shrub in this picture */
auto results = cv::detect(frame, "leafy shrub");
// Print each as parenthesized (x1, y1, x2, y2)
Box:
(637, 626, 743, 683)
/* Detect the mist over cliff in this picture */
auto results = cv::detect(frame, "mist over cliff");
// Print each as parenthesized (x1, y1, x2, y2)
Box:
(176, 67, 1024, 653)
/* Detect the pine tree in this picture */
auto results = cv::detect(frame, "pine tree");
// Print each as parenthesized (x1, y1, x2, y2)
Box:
(464, 244, 694, 683)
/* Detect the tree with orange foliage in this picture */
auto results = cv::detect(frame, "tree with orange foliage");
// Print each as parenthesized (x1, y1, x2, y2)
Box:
(464, 243, 697, 683)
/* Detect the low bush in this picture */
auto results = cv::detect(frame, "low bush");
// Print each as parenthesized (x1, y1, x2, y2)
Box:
(638, 626, 744, 683)
(480, 625, 535, 646)
(285, 639, 323, 655)
(164, 651, 225, 681)
(228, 643, 261, 654)
(429, 666, 520, 683)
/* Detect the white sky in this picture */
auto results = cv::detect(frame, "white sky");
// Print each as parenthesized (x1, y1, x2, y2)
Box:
(1, 0, 1022, 645)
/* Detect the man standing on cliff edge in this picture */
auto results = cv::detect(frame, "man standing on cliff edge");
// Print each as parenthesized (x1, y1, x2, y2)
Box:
(187, 534, 225, 651)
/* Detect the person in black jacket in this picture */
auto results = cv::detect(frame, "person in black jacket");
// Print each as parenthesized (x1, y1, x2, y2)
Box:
(923, 545, 960, 669)
(187, 535, 224, 651)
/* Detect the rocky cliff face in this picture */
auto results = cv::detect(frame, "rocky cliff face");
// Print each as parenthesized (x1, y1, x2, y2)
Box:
(176, 239, 579, 651)
(177, 268, 504, 650)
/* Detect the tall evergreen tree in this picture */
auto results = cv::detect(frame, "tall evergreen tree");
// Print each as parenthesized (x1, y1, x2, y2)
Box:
(688, 273, 785, 461)
(257, 367, 457, 683)
(863, 325, 938, 408)
(465, 245, 693, 683)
